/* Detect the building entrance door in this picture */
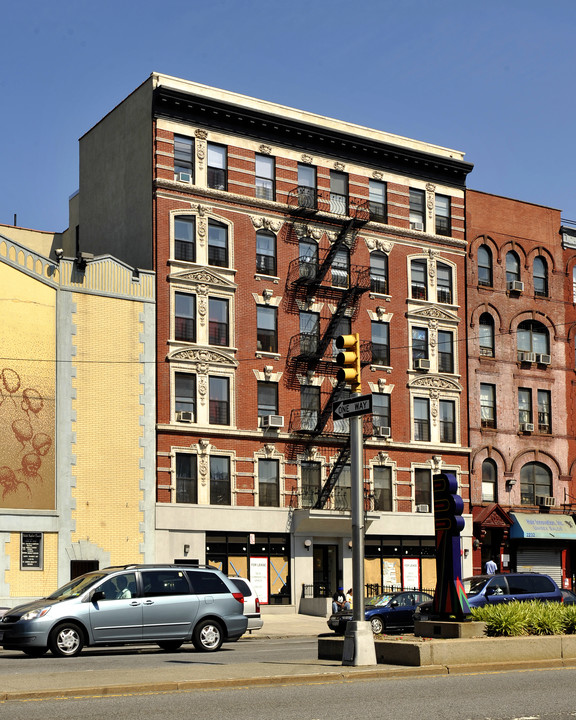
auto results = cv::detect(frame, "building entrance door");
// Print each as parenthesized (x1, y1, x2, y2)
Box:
(313, 544, 338, 598)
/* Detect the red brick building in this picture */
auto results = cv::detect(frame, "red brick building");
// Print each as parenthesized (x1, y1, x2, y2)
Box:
(467, 190, 576, 586)
(74, 74, 474, 608)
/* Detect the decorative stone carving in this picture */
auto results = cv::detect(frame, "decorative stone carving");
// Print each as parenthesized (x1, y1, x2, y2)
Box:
(306, 446, 319, 460)
(195, 131, 207, 168)
(262, 288, 273, 303)
(198, 375, 208, 407)
(301, 154, 313, 165)
(426, 183, 436, 219)
(171, 268, 234, 289)
(431, 455, 443, 472)
(168, 348, 237, 367)
(251, 216, 283, 233)
(372, 171, 384, 180)
(365, 237, 393, 254)
(409, 375, 462, 392)
(195, 129, 208, 140)
(376, 451, 389, 463)
(292, 223, 323, 241)
(259, 144, 272, 155)
(264, 444, 276, 458)
(334, 161, 345, 171)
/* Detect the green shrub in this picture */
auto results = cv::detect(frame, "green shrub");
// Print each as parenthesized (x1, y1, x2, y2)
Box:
(470, 600, 572, 637)
(471, 602, 529, 636)
(561, 605, 576, 634)
(525, 600, 564, 635)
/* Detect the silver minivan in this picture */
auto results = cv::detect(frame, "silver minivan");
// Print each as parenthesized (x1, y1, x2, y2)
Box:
(0, 564, 248, 657)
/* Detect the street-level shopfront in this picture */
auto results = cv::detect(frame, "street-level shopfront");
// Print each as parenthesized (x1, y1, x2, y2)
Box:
(364, 536, 437, 593)
(509, 513, 576, 589)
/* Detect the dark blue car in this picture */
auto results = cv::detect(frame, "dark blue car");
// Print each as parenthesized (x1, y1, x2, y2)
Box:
(327, 590, 434, 635)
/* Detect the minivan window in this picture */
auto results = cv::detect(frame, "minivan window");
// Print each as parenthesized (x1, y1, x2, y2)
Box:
(96, 573, 138, 600)
(48, 573, 107, 599)
(142, 570, 190, 597)
(508, 575, 554, 594)
(230, 578, 250, 596)
(485, 577, 508, 596)
(187, 570, 229, 594)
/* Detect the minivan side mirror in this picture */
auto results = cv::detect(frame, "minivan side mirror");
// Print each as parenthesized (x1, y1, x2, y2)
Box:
(91, 590, 106, 603)
(389, 600, 399, 607)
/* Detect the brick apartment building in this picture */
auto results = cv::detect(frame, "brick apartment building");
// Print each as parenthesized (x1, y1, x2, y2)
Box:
(57, 73, 475, 607)
(466, 190, 576, 587)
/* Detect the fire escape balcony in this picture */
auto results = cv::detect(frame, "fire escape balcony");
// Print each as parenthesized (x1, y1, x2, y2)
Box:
(286, 187, 370, 222)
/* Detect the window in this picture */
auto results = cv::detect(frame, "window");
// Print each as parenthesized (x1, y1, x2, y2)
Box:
(372, 322, 390, 365)
(300, 385, 320, 431)
(518, 388, 532, 426)
(370, 252, 388, 294)
(255, 154, 275, 200)
(256, 231, 276, 275)
(439, 400, 456, 443)
(480, 384, 496, 428)
(174, 135, 194, 181)
(517, 320, 549, 355)
(436, 262, 453, 304)
(478, 245, 493, 287)
(335, 464, 351, 510)
(479, 313, 495, 357)
(259, 459, 279, 507)
(331, 247, 349, 288)
(414, 468, 431, 508)
(506, 251, 521, 285)
(176, 454, 197, 503)
(537, 390, 551, 434)
(258, 382, 278, 419)
(330, 171, 348, 215)
(174, 217, 196, 262)
(409, 189, 425, 230)
(209, 298, 229, 346)
(210, 456, 230, 505)
(207, 143, 227, 190)
(209, 376, 230, 425)
(369, 180, 387, 222)
(533, 256, 548, 297)
(520, 462, 552, 505)
(438, 331, 454, 373)
(412, 327, 428, 367)
(435, 194, 451, 236)
(300, 311, 319, 355)
(413, 398, 430, 441)
(373, 466, 392, 512)
(142, 570, 190, 597)
(482, 459, 497, 502)
(175, 372, 196, 419)
(411, 259, 427, 299)
(297, 164, 316, 208)
(372, 393, 390, 430)
(299, 239, 318, 280)
(257, 306, 278, 353)
(175, 292, 196, 342)
(208, 221, 228, 267)
(333, 387, 351, 435)
(301, 461, 321, 508)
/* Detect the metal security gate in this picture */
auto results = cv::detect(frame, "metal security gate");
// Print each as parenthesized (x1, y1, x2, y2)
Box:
(516, 546, 562, 585)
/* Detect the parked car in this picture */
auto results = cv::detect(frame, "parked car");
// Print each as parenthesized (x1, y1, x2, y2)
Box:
(561, 589, 576, 605)
(228, 576, 263, 631)
(0, 564, 248, 658)
(328, 590, 434, 635)
(414, 572, 562, 621)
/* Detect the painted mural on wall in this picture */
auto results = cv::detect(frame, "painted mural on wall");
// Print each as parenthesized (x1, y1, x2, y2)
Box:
(0, 263, 56, 510)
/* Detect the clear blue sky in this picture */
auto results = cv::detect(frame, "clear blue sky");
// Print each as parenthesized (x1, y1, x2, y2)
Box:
(3, 0, 576, 232)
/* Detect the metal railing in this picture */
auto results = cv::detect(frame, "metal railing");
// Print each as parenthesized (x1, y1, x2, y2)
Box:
(301, 583, 436, 599)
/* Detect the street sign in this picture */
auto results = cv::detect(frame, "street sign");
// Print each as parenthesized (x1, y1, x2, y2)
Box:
(332, 394, 372, 420)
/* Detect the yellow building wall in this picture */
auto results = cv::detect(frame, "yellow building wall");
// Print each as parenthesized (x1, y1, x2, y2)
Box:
(4, 532, 58, 597)
(0, 262, 56, 509)
(71, 293, 145, 564)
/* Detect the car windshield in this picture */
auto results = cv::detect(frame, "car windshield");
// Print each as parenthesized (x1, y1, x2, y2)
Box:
(464, 577, 488, 596)
(366, 594, 393, 607)
(48, 573, 108, 600)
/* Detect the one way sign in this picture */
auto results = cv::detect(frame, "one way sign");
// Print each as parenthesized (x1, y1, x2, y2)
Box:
(332, 394, 373, 420)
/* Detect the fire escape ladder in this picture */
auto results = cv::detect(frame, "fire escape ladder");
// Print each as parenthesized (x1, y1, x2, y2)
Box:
(307, 219, 361, 293)
(314, 442, 351, 509)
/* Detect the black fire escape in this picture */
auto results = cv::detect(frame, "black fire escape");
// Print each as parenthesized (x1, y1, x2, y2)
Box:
(284, 185, 371, 510)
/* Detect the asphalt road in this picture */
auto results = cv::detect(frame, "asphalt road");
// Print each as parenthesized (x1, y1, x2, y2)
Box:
(3, 666, 576, 720)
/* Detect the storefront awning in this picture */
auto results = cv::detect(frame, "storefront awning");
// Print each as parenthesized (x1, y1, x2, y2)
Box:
(509, 513, 576, 540)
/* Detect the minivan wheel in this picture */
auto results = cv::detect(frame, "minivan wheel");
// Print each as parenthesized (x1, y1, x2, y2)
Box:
(49, 622, 84, 657)
(370, 616, 385, 634)
(157, 640, 184, 652)
(192, 619, 223, 652)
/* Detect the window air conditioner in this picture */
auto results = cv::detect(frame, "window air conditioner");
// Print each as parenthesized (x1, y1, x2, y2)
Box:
(176, 411, 193, 423)
(178, 172, 192, 183)
(519, 352, 537, 363)
(261, 415, 284, 428)
(410, 221, 424, 231)
(537, 496, 556, 507)
(537, 354, 551, 365)
(374, 426, 391, 438)
(507, 280, 524, 292)
(415, 358, 431, 371)
(416, 504, 429, 513)
(520, 422, 535, 433)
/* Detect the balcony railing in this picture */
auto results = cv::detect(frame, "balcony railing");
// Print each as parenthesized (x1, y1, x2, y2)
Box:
(287, 186, 370, 221)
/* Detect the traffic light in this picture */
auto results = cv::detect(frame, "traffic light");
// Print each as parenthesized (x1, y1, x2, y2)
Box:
(335, 333, 361, 391)
(433, 472, 465, 535)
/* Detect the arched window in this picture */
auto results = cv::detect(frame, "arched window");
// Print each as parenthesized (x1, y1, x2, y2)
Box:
(481, 459, 497, 502)
(479, 313, 495, 357)
(478, 245, 492, 287)
(517, 320, 549, 356)
(506, 251, 521, 285)
(520, 462, 552, 505)
(533, 256, 548, 297)
(256, 230, 276, 276)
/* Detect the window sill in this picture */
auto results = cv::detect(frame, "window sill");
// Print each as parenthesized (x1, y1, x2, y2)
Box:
(256, 351, 281, 361)
(369, 292, 391, 302)
(370, 364, 392, 373)
(255, 273, 280, 284)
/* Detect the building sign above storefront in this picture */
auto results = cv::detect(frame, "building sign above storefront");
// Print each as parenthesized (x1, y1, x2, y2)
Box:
(510, 513, 576, 540)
